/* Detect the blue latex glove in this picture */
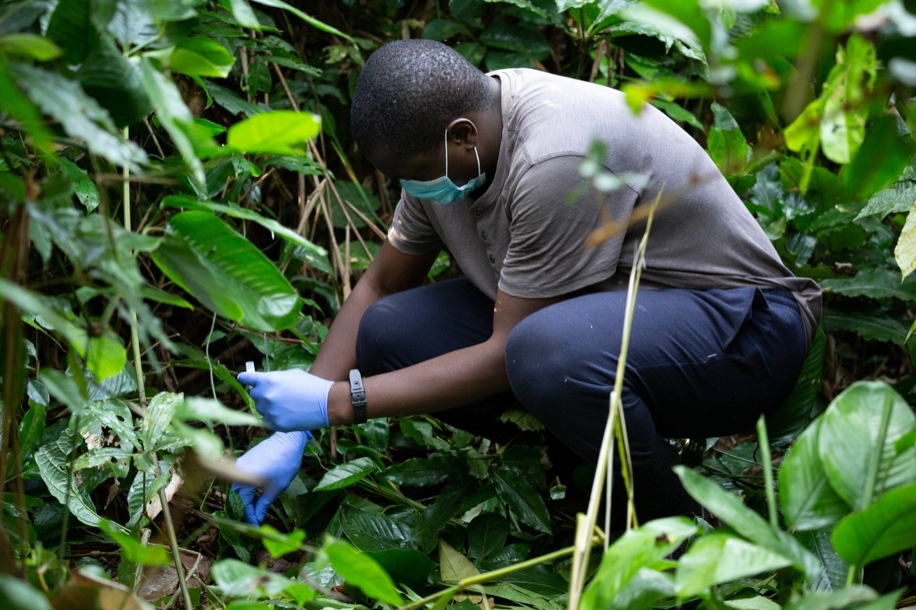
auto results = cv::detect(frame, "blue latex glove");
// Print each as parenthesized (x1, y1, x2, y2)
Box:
(238, 369, 334, 433)
(231, 430, 311, 525)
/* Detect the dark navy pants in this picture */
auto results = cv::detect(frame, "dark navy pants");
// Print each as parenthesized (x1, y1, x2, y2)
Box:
(355, 278, 807, 467)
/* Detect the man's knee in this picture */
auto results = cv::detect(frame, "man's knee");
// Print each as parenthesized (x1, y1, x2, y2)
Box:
(505, 315, 566, 415)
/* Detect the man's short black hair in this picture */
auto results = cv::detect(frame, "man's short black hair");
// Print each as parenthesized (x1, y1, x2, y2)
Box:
(351, 39, 491, 158)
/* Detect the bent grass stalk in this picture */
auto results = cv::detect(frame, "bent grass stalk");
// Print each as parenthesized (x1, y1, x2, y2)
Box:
(568, 190, 662, 609)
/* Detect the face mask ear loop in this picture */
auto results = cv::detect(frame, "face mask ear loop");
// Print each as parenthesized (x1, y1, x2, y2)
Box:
(443, 129, 450, 180)
(473, 146, 481, 175)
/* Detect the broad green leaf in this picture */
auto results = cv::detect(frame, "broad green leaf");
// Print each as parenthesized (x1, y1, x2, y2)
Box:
(817, 381, 916, 511)
(150, 211, 302, 331)
(595, 568, 676, 610)
(467, 513, 509, 561)
(820, 35, 875, 165)
(766, 328, 825, 444)
(491, 465, 551, 534)
(479, 21, 550, 57)
(856, 182, 916, 220)
(675, 533, 793, 598)
(221, 0, 261, 28)
(144, 391, 183, 450)
(438, 537, 479, 582)
(45, 0, 95, 64)
(109, 0, 159, 48)
(0, 58, 54, 155)
(2, 279, 126, 381)
(211, 559, 293, 598)
(225, 110, 320, 155)
(338, 503, 413, 552)
(259, 524, 305, 558)
(323, 537, 404, 605)
(174, 397, 259, 427)
(367, 548, 437, 589)
(78, 34, 151, 127)
(413, 481, 472, 554)
(36, 430, 114, 530)
(10, 63, 148, 171)
(383, 455, 462, 487)
(18, 403, 46, 459)
(707, 103, 748, 175)
(779, 418, 851, 531)
(783, 585, 880, 610)
(896, 201, 916, 280)
(250, 0, 353, 40)
(99, 519, 169, 565)
(58, 158, 100, 212)
(39, 369, 88, 416)
(313, 457, 378, 491)
(581, 517, 698, 610)
(820, 268, 916, 301)
(0, 574, 54, 610)
(820, 305, 909, 345)
(831, 482, 916, 567)
(161, 195, 329, 269)
(170, 37, 235, 78)
(72, 447, 133, 471)
(0, 33, 61, 60)
(652, 99, 703, 130)
(84, 397, 140, 449)
(207, 81, 265, 117)
(796, 528, 848, 591)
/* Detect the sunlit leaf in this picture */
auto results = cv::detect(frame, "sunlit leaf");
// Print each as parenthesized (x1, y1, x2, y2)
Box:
(819, 35, 875, 165)
(99, 520, 169, 565)
(675, 533, 793, 598)
(211, 559, 293, 598)
(323, 537, 404, 605)
(226, 110, 321, 155)
(170, 37, 235, 78)
(250, 0, 353, 40)
(260, 524, 305, 558)
(0, 33, 61, 60)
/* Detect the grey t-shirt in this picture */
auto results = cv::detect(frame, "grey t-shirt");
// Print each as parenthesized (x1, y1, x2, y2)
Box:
(387, 68, 822, 342)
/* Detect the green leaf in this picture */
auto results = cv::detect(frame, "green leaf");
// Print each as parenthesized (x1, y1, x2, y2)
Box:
(211, 559, 294, 598)
(820, 35, 875, 165)
(817, 381, 916, 511)
(249, 0, 353, 40)
(78, 35, 151, 128)
(144, 391, 183, 450)
(367, 548, 437, 589)
(581, 517, 698, 610)
(820, 268, 916, 301)
(150, 211, 302, 331)
(174, 397, 259, 427)
(831, 482, 916, 567)
(856, 182, 916, 220)
(323, 537, 404, 605)
(45, 0, 95, 64)
(314, 457, 378, 492)
(820, 305, 910, 345)
(467, 512, 509, 561)
(57, 158, 100, 212)
(1, 279, 126, 381)
(491, 465, 551, 534)
(779, 418, 851, 531)
(225, 110, 321, 155)
(842, 115, 916, 202)
(896, 201, 916, 280)
(0, 33, 62, 61)
(796, 528, 849, 591)
(707, 103, 748, 175)
(221, 0, 261, 28)
(99, 519, 169, 565)
(10, 63, 148, 171)
(782, 585, 880, 610)
(383, 454, 463, 487)
(161, 195, 329, 269)
(36, 429, 113, 529)
(0, 58, 54, 156)
(140, 58, 208, 188)
(170, 37, 236, 78)
(675, 533, 794, 598)
(18, 403, 46, 459)
(479, 21, 550, 57)
(338, 503, 413, 551)
(259, 524, 305, 558)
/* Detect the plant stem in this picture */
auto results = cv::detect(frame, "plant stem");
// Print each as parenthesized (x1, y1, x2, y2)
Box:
(397, 542, 595, 610)
(756, 415, 779, 529)
(122, 128, 146, 406)
(158, 487, 193, 610)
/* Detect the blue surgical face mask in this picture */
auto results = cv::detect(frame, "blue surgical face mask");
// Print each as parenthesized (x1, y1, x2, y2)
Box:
(400, 129, 487, 205)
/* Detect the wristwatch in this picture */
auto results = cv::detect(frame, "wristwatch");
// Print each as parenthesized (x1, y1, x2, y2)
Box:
(348, 369, 367, 424)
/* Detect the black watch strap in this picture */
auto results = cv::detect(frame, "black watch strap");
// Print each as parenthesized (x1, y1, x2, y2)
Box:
(348, 369, 367, 424)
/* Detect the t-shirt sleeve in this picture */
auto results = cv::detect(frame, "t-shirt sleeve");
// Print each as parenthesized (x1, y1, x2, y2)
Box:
(386, 191, 444, 255)
(499, 156, 639, 299)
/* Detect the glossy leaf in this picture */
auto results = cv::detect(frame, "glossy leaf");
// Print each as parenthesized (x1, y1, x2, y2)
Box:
(491, 465, 552, 534)
(313, 457, 378, 491)
(161, 195, 329, 270)
(338, 503, 413, 551)
(467, 512, 509, 561)
(78, 35, 151, 128)
(675, 533, 794, 598)
(36, 430, 111, 529)
(323, 537, 404, 605)
(779, 418, 851, 531)
(817, 381, 916, 511)
(383, 454, 462, 487)
(170, 37, 235, 78)
(225, 110, 320, 155)
(150, 211, 302, 331)
(581, 517, 698, 610)
(367, 548, 437, 589)
(18, 403, 46, 459)
(831, 482, 916, 567)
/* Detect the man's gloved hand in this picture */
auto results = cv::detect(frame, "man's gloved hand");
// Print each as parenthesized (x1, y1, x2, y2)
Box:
(231, 430, 310, 525)
(237, 369, 334, 432)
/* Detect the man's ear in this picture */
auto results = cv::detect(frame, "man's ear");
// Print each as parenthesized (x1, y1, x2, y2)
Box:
(447, 118, 478, 150)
